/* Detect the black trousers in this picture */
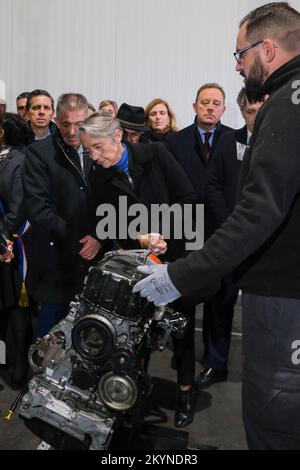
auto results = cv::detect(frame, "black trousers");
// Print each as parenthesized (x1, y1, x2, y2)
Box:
(202, 276, 239, 369)
(173, 310, 195, 386)
(242, 293, 300, 450)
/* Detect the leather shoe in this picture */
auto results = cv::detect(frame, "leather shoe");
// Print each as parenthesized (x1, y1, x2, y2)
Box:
(195, 367, 227, 390)
(174, 387, 196, 428)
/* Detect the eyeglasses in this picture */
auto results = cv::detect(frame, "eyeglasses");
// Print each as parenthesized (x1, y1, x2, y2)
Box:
(233, 40, 263, 64)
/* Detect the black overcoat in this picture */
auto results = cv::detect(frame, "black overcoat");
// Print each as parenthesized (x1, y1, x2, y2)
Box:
(23, 133, 96, 303)
(89, 142, 197, 262)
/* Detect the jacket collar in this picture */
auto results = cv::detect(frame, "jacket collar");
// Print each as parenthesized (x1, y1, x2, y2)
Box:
(193, 117, 223, 162)
(28, 120, 57, 143)
(260, 54, 300, 96)
(235, 125, 248, 145)
(55, 131, 91, 183)
(93, 143, 154, 200)
(193, 117, 222, 134)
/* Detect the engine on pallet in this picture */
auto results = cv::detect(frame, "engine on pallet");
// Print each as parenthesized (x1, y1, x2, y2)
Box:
(19, 251, 188, 450)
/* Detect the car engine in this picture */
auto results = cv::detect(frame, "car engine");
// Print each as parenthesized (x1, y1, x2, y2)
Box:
(19, 250, 188, 450)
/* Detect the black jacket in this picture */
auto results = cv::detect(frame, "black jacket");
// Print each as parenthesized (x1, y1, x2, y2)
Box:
(89, 142, 197, 262)
(27, 120, 57, 144)
(0, 148, 25, 234)
(23, 132, 96, 303)
(168, 55, 300, 302)
(0, 148, 25, 309)
(141, 129, 176, 145)
(167, 119, 232, 203)
(205, 126, 247, 237)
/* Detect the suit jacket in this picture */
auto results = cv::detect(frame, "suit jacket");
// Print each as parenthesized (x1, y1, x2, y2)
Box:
(205, 126, 248, 237)
(167, 118, 232, 204)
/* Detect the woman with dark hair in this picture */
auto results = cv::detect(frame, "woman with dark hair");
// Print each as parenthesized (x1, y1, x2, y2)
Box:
(0, 113, 32, 389)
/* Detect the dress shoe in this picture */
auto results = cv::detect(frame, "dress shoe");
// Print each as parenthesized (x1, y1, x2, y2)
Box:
(174, 387, 196, 428)
(195, 367, 227, 390)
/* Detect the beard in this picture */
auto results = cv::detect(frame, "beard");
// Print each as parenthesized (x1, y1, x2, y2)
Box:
(244, 56, 268, 101)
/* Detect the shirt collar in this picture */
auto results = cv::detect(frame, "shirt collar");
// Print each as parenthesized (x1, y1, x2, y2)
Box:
(34, 128, 51, 141)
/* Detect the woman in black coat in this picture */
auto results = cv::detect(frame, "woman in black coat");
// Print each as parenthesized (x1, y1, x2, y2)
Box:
(142, 98, 178, 144)
(0, 113, 32, 388)
(80, 112, 198, 428)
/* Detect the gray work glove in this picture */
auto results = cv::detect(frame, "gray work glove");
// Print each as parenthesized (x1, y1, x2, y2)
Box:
(133, 264, 181, 306)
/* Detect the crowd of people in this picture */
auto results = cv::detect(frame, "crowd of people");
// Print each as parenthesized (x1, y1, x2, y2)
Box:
(0, 83, 247, 428)
(1, 1, 300, 450)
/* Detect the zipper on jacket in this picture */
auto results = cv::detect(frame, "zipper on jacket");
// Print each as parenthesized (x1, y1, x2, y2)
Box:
(57, 140, 87, 186)
(127, 174, 134, 188)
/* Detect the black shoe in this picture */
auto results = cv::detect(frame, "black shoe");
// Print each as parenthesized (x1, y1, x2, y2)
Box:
(195, 367, 227, 390)
(174, 387, 196, 428)
(171, 355, 177, 370)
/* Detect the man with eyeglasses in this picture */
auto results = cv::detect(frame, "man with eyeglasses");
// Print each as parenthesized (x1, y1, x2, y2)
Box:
(134, 2, 300, 450)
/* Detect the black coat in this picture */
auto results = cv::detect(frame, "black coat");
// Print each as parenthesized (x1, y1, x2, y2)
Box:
(0, 148, 25, 309)
(89, 142, 197, 262)
(23, 133, 96, 303)
(205, 126, 247, 237)
(141, 129, 176, 145)
(168, 55, 300, 302)
(167, 119, 232, 203)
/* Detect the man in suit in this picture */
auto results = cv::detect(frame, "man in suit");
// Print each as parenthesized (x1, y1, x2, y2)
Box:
(167, 83, 232, 207)
(23, 93, 101, 338)
(167, 84, 232, 372)
(197, 88, 264, 388)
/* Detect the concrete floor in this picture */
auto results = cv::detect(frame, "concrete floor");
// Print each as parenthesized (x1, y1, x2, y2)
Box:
(0, 305, 247, 450)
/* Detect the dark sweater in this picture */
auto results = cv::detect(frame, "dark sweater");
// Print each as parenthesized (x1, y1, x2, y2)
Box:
(168, 55, 300, 302)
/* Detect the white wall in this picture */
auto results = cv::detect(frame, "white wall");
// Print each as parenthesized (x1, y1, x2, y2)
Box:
(1, 0, 300, 129)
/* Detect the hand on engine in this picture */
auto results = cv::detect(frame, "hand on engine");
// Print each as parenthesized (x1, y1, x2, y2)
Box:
(138, 233, 167, 255)
(79, 235, 101, 260)
(133, 263, 181, 306)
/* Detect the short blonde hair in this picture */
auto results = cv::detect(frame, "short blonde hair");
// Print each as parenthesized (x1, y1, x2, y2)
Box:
(79, 111, 122, 139)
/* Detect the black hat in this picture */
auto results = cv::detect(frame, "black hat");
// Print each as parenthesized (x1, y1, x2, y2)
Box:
(116, 103, 150, 132)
